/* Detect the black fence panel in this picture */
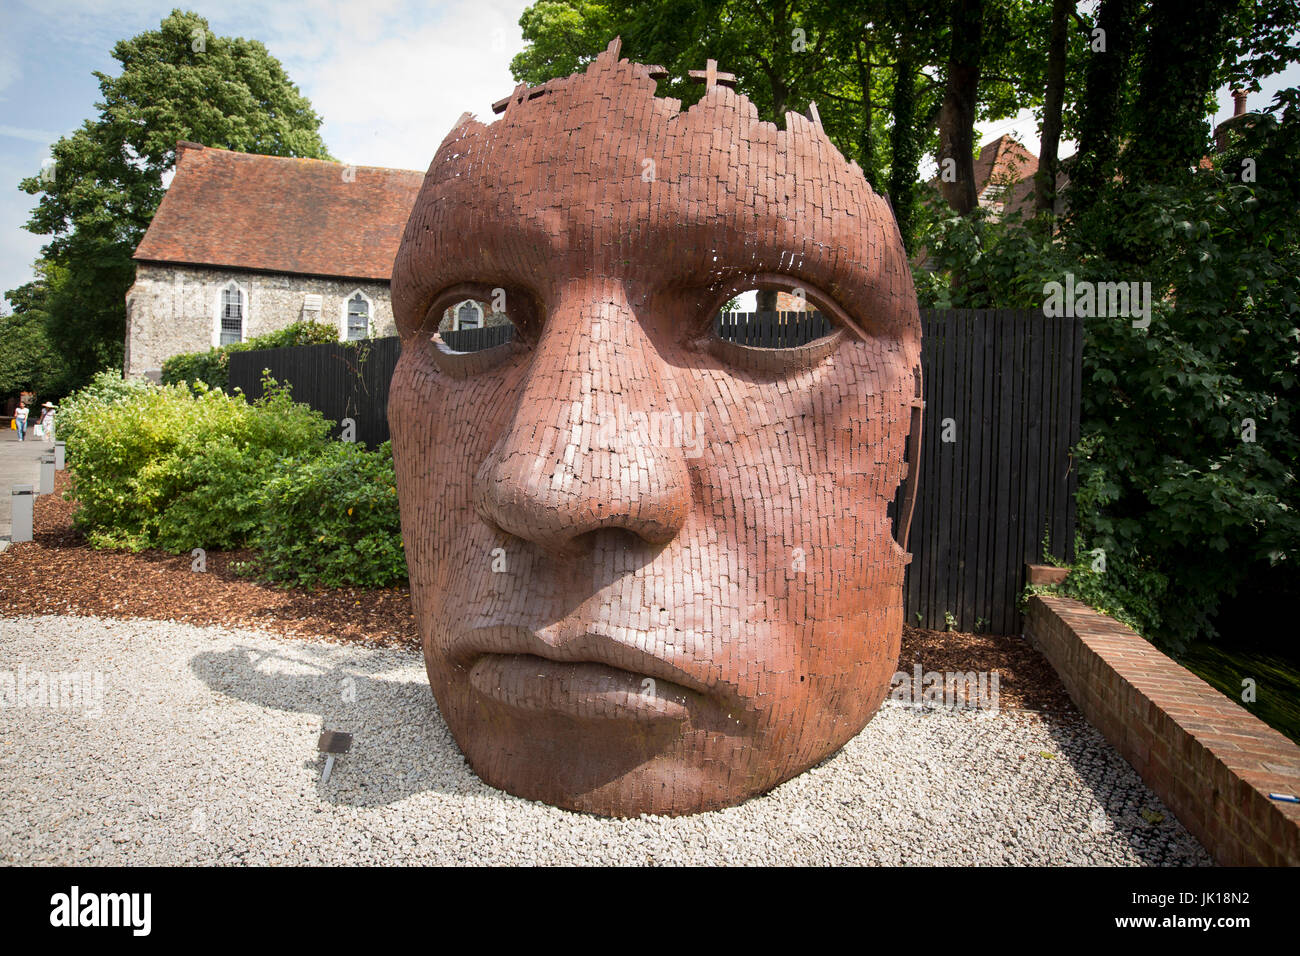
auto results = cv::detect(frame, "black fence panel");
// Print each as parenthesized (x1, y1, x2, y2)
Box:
(440, 324, 515, 351)
(904, 309, 1081, 633)
(227, 309, 1081, 633)
(228, 337, 401, 447)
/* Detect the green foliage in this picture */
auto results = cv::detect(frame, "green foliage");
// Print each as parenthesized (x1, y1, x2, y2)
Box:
(64, 378, 331, 551)
(0, 307, 71, 401)
(1077, 97, 1299, 650)
(1017, 92, 1300, 653)
(511, 0, 615, 84)
(1026, 529, 1167, 641)
(16, 9, 332, 391)
(60, 372, 405, 588)
(160, 320, 339, 390)
(913, 199, 1068, 309)
(507, 0, 1057, 226)
(236, 441, 406, 589)
(159, 349, 229, 392)
(55, 369, 157, 449)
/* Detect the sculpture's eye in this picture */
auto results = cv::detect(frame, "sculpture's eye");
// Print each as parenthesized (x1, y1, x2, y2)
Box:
(705, 284, 846, 373)
(419, 285, 538, 378)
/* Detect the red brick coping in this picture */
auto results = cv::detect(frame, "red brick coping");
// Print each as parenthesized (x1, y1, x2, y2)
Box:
(1024, 594, 1300, 866)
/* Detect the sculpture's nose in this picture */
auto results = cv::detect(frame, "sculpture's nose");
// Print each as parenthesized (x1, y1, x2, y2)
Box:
(475, 280, 692, 552)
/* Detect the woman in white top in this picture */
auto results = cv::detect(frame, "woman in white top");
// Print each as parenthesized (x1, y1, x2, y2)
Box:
(34, 402, 55, 441)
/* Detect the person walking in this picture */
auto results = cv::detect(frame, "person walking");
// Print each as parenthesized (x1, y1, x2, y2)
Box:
(35, 402, 56, 442)
(13, 401, 28, 441)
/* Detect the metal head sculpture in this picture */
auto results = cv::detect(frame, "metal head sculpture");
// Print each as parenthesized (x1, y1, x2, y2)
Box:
(389, 39, 922, 816)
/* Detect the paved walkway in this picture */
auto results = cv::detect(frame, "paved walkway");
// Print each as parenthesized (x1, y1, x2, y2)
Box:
(0, 429, 54, 544)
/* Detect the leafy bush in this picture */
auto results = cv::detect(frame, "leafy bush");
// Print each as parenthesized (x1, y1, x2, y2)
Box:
(63, 373, 406, 588)
(55, 369, 158, 449)
(236, 440, 406, 589)
(998, 92, 1300, 651)
(65, 378, 332, 551)
(912, 201, 1069, 310)
(161, 320, 339, 390)
(1064, 97, 1300, 651)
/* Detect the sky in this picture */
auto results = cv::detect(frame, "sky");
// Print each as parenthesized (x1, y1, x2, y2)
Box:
(0, 0, 532, 309)
(1, 1, 1297, 311)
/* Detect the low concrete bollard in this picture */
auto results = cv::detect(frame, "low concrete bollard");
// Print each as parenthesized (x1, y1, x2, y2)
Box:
(39, 455, 55, 496)
(54, 441, 66, 471)
(10, 484, 34, 542)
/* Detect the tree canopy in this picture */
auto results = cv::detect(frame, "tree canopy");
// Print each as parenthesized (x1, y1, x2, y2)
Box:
(509, 0, 1300, 650)
(12, 8, 332, 392)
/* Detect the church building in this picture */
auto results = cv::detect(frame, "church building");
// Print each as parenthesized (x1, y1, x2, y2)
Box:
(126, 142, 439, 379)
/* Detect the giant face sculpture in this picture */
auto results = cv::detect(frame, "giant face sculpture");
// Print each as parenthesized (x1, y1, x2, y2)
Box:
(389, 40, 922, 817)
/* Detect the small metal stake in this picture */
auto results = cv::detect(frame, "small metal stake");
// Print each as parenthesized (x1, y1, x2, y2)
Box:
(317, 730, 352, 784)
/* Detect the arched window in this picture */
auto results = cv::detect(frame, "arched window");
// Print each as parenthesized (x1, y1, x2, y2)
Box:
(216, 282, 245, 346)
(455, 300, 483, 330)
(343, 290, 372, 341)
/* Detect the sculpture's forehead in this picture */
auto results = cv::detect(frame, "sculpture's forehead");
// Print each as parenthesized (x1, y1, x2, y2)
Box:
(393, 51, 916, 336)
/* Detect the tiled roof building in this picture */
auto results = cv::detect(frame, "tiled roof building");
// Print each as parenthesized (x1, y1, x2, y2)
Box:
(125, 142, 425, 378)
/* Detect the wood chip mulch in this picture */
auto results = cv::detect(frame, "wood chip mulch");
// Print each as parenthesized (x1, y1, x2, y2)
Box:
(0, 471, 419, 648)
(900, 624, 1076, 714)
(1, 471, 1075, 712)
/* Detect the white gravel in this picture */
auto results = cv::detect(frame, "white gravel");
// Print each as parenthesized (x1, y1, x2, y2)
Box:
(0, 614, 1212, 866)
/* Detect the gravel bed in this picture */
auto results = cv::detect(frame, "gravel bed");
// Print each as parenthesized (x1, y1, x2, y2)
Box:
(0, 614, 1212, 866)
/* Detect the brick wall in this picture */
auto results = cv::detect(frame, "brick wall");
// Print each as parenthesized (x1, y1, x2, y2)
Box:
(1025, 594, 1300, 865)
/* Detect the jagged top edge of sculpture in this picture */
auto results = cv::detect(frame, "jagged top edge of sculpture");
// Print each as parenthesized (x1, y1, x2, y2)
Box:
(441, 37, 875, 195)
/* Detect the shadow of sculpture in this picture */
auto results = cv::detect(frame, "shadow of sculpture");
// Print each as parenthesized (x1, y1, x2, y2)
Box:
(187, 643, 523, 809)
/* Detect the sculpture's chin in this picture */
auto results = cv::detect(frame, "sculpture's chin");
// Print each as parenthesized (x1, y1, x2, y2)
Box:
(420, 633, 899, 818)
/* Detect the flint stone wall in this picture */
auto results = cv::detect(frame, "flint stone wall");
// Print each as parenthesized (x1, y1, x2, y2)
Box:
(124, 262, 397, 378)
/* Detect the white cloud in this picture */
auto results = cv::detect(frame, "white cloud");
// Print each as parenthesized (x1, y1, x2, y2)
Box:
(0, 125, 61, 145)
(275, 0, 530, 171)
(0, 150, 50, 307)
(0, 55, 18, 100)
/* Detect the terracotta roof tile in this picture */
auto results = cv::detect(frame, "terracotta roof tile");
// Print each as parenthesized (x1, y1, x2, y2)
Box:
(133, 142, 425, 281)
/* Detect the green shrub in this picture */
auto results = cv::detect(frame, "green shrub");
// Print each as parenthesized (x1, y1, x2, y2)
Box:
(66, 378, 332, 551)
(946, 93, 1300, 653)
(160, 320, 339, 390)
(63, 369, 407, 588)
(236, 440, 406, 589)
(55, 369, 157, 449)
(1025, 530, 1167, 640)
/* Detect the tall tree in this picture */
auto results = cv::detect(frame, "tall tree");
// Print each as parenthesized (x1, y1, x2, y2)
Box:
(1033, 0, 1069, 217)
(511, 0, 617, 83)
(1, 262, 72, 400)
(936, 0, 984, 215)
(18, 9, 332, 387)
(1068, 0, 1141, 216)
(1125, 0, 1237, 184)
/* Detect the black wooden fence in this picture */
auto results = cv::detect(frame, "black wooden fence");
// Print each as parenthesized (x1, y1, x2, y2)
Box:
(907, 309, 1082, 634)
(230, 336, 402, 445)
(229, 308, 1081, 634)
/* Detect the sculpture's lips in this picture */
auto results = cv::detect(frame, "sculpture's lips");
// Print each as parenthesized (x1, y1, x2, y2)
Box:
(450, 625, 746, 722)
(468, 654, 691, 721)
